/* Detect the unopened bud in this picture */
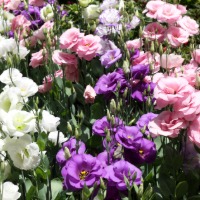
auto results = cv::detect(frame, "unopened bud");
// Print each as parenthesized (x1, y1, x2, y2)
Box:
(110, 99, 116, 114)
(64, 147, 71, 160)
(67, 122, 72, 134)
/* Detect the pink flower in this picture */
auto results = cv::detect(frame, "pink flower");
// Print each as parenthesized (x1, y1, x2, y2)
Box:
(83, 85, 96, 104)
(52, 50, 78, 66)
(29, 0, 45, 6)
(148, 111, 187, 138)
(132, 51, 160, 73)
(152, 72, 165, 84)
(143, 0, 165, 19)
(161, 53, 184, 69)
(38, 75, 53, 93)
(76, 35, 102, 61)
(156, 3, 181, 24)
(0, 0, 20, 10)
(192, 49, 200, 64)
(29, 49, 47, 68)
(154, 77, 194, 109)
(59, 28, 84, 51)
(11, 15, 31, 39)
(143, 22, 166, 42)
(126, 39, 143, 50)
(188, 114, 200, 148)
(33, 21, 54, 41)
(177, 4, 187, 15)
(173, 91, 200, 121)
(54, 70, 63, 78)
(166, 26, 189, 48)
(177, 16, 199, 36)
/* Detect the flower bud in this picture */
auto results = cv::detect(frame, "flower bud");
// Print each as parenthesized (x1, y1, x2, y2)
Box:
(40, 4, 54, 22)
(64, 147, 71, 160)
(78, 0, 92, 7)
(67, 122, 72, 134)
(110, 99, 116, 114)
(82, 5, 100, 23)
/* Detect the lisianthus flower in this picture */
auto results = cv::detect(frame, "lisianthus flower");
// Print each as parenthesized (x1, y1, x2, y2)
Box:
(56, 137, 86, 167)
(103, 160, 142, 190)
(61, 154, 103, 191)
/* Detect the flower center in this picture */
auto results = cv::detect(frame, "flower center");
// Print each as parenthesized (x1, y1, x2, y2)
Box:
(139, 149, 144, 155)
(127, 135, 132, 139)
(79, 170, 89, 180)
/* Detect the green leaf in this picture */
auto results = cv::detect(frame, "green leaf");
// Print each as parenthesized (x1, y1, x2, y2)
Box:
(142, 184, 153, 200)
(55, 77, 63, 89)
(38, 184, 47, 200)
(188, 195, 200, 200)
(35, 167, 48, 180)
(175, 181, 188, 199)
(26, 185, 36, 200)
(90, 103, 105, 122)
(82, 184, 91, 200)
(51, 178, 63, 200)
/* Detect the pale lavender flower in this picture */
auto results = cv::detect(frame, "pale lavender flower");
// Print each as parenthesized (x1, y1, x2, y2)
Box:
(100, 0, 118, 10)
(99, 9, 121, 26)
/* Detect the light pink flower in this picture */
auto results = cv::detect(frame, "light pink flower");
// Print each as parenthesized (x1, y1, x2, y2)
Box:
(192, 49, 200, 64)
(83, 85, 96, 104)
(143, 22, 166, 42)
(0, 0, 20, 10)
(166, 26, 189, 48)
(52, 50, 78, 66)
(152, 72, 165, 84)
(173, 91, 200, 121)
(188, 114, 200, 148)
(29, 0, 45, 6)
(154, 76, 194, 109)
(29, 49, 47, 68)
(143, 0, 165, 19)
(161, 53, 184, 69)
(54, 70, 63, 78)
(177, 16, 199, 36)
(38, 75, 53, 93)
(148, 111, 187, 138)
(76, 35, 102, 61)
(11, 15, 31, 39)
(156, 3, 181, 24)
(33, 21, 54, 41)
(132, 51, 160, 73)
(59, 28, 84, 51)
(126, 39, 143, 50)
(177, 4, 187, 15)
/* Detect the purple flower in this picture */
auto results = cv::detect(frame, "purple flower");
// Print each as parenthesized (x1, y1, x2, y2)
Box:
(126, 16, 140, 30)
(136, 113, 158, 135)
(131, 64, 150, 80)
(131, 82, 156, 102)
(56, 138, 86, 167)
(105, 184, 122, 200)
(92, 116, 123, 137)
(94, 70, 127, 96)
(100, 49, 122, 68)
(61, 154, 103, 191)
(115, 126, 143, 149)
(99, 9, 121, 26)
(103, 160, 142, 190)
(130, 49, 140, 62)
(124, 138, 157, 165)
(97, 150, 115, 167)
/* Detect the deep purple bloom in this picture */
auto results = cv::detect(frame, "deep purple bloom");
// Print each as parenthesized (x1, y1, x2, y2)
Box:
(103, 160, 142, 190)
(130, 49, 140, 62)
(61, 154, 103, 191)
(56, 138, 86, 167)
(131, 82, 156, 102)
(94, 70, 127, 96)
(105, 184, 122, 200)
(92, 116, 123, 137)
(124, 138, 156, 165)
(115, 126, 143, 149)
(131, 64, 150, 80)
(100, 49, 122, 68)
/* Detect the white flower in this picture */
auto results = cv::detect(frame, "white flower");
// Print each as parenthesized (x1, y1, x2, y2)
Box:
(40, 4, 54, 22)
(129, 16, 140, 29)
(0, 86, 24, 120)
(48, 131, 67, 146)
(14, 45, 30, 60)
(1, 182, 21, 200)
(2, 110, 36, 137)
(0, 68, 22, 85)
(15, 77, 38, 97)
(0, 9, 14, 33)
(3, 135, 41, 170)
(100, 0, 118, 10)
(82, 5, 100, 22)
(40, 110, 60, 133)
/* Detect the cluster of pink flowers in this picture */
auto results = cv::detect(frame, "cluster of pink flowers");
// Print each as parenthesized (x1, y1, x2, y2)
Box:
(143, 0, 199, 47)
(30, 27, 101, 93)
